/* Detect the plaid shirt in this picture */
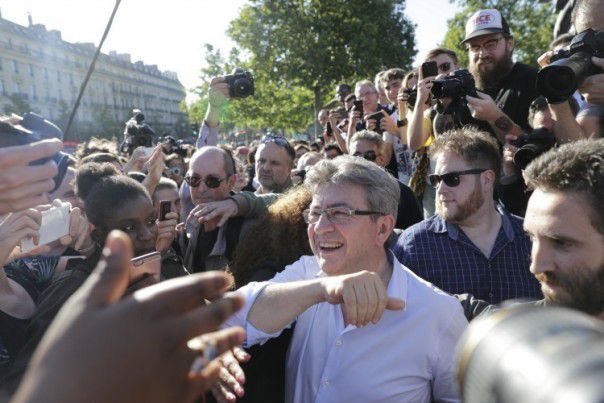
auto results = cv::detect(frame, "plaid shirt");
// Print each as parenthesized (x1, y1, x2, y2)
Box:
(392, 208, 541, 304)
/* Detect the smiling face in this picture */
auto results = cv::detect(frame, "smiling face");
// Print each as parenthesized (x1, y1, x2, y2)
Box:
(307, 183, 387, 276)
(524, 189, 604, 315)
(467, 33, 514, 88)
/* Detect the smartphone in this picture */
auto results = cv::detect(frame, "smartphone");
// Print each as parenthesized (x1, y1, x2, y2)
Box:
(325, 121, 333, 136)
(337, 119, 348, 131)
(130, 251, 161, 284)
(353, 100, 364, 117)
(158, 200, 171, 221)
(365, 111, 384, 133)
(421, 61, 438, 79)
(20, 203, 71, 253)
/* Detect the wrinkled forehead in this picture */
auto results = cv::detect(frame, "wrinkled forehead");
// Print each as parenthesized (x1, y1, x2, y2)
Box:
(310, 182, 368, 209)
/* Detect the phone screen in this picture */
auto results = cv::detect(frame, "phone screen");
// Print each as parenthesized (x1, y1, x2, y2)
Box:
(159, 200, 171, 221)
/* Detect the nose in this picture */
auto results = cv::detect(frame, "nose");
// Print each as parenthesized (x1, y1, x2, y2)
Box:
(529, 239, 554, 276)
(313, 212, 334, 234)
(138, 223, 155, 243)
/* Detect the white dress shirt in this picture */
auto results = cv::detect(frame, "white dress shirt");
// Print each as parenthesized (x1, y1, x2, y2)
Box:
(226, 254, 468, 403)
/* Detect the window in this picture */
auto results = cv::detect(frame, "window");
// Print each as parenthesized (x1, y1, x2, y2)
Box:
(12, 60, 19, 74)
(14, 83, 20, 94)
(44, 67, 49, 80)
(57, 70, 61, 82)
(0, 80, 5, 94)
(29, 63, 34, 77)
(31, 84, 37, 100)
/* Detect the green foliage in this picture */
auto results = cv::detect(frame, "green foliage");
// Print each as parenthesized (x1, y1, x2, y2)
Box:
(188, 0, 416, 135)
(442, 0, 555, 68)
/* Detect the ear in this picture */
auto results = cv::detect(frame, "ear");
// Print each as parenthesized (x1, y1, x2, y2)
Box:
(375, 214, 395, 247)
(89, 223, 105, 246)
(506, 36, 515, 52)
(482, 169, 496, 192)
(226, 174, 237, 191)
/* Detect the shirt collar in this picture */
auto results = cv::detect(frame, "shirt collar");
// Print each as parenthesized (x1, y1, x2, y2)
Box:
(427, 206, 515, 242)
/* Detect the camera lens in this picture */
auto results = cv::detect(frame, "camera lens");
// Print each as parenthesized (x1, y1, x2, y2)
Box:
(232, 78, 252, 97)
(537, 52, 593, 100)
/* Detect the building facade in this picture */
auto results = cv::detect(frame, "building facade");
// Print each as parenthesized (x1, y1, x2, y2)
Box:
(0, 13, 187, 140)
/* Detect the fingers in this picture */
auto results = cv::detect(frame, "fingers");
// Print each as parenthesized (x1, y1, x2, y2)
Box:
(212, 381, 237, 403)
(68, 207, 82, 239)
(386, 297, 405, 311)
(0, 161, 58, 192)
(217, 362, 244, 397)
(0, 138, 62, 168)
(352, 282, 368, 327)
(363, 281, 378, 326)
(0, 194, 50, 215)
(134, 271, 236, 317)
(81, 230, 133, 307)
(342, 285, 357, 326)
(232, 346, 251, 365)
(0, 178, 55, 204)
(372, 279, 388, 324)
(179, 295, 245, 341)
(537, 51, 553, 67)
(223, 350, 247, 384)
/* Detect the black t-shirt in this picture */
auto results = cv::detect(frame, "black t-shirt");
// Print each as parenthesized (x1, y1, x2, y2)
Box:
(396, 182, 423, 230)
(475, 62, 540, 134)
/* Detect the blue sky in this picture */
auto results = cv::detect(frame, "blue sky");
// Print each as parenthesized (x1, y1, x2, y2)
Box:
(0, 0, 459, 101)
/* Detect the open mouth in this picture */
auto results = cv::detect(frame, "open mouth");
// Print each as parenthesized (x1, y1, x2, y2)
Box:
(318, 241, 344, 252)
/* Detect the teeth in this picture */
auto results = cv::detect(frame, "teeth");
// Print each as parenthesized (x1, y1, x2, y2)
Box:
(319, 242, 343, 249)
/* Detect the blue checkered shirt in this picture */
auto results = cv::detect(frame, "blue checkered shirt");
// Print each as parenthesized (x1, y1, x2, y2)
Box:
(392, 209, 541, 304)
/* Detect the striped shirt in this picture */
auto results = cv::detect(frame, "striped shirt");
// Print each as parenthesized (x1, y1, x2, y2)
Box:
(392, 208, 541, 304)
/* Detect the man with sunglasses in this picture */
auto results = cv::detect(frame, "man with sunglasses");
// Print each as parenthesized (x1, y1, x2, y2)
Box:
(255, 135, 296, 195)
(181, 146, 254, 273)
(394, 128, 541, 304)
(225, 156, 467, 403)
(348, 130, 422, 230)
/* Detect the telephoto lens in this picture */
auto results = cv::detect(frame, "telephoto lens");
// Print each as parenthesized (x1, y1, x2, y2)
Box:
(456, 305, 604, 403)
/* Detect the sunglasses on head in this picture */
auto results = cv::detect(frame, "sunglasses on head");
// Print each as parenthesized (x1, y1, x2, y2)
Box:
(429, 168, 487, 188)
(261, 135, 289, 147)
(353, 150, 377, 162)
(184, 174, 228, 189)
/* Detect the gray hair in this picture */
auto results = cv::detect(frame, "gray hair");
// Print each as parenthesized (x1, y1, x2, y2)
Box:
(304, 155, 400, 217)
(349, 130, 385, 154)
(355, 80, 377, 94)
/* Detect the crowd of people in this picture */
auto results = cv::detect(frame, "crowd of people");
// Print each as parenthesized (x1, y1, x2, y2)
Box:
(1, 2, 604, 402)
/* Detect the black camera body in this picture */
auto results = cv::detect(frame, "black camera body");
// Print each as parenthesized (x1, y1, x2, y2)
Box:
(121, 109, 156, 155)
(537, 28, 604, 102)
(404, 87, 418, 111)
(431, 69, 478, 100)
(225, 68, 255, 98)
(511, 127, 556, 170)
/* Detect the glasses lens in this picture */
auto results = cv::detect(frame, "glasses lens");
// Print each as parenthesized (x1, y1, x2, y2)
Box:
(185, 176, 201, 188)
(364, 151, 377, 161)
(204, 176, 222, 189)
(429, 174, 441, 187)
(439, 62, 451, 72)
(442, 173, 461, 187)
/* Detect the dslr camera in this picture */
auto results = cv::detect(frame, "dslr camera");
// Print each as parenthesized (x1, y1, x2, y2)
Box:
(537, 28, 604, 102)
(510, 127, 556, 170)
(225, 68, 255, 98)
(120, 109, 156, 155)
(431, 69, 478, 100)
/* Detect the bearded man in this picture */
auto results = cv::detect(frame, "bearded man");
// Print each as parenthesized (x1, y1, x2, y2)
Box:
(393, 128, 541, 304)
(461, 9, 539, 144)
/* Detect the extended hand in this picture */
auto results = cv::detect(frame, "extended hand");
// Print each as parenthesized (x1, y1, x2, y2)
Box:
(321, 270, 405, 327)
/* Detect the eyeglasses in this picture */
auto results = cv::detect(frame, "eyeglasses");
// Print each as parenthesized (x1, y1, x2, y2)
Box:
(261, 135, 290, 147)
(466, 37, 505, 53)
(184, 174, 228, 189)
(428, 169, 487, 188)
(303, 206, 385, 225)
(353, 150, 377, 162)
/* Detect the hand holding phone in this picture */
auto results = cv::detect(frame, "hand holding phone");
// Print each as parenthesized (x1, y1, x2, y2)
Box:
(158, 200, 172, 221)
(20, 203, 71, 253)
(352, 100, 364, 117)
(420, 61, 438, 79)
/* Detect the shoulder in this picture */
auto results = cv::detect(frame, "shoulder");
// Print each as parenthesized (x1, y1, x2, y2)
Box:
(514, 62, 538, 77)
(270, 255, 319, 283)
(398, 216, 438, 240)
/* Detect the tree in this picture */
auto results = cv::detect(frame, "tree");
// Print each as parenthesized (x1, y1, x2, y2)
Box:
(225, 0, 416, 136)
(442, 0, 555, 68)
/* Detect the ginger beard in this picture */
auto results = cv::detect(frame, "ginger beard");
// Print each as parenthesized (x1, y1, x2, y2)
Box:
(436, 179, 484, 224)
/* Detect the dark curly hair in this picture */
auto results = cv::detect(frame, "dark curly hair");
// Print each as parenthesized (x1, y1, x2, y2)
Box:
(524, 139, 604, 234)
(230, 186, 313, 288)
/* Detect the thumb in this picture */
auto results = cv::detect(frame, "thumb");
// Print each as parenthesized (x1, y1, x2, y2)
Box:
(82, 230, 133, 307)
(381, 110, 388, 117)
(592, 56, 604, 68)
(386, 297, 405, 311)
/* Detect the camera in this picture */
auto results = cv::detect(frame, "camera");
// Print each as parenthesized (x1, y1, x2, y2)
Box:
(403, 87, 418, 111)
(120, 109, 156, 155)
(225, 68, 255, 98)
(457, 305, 604, 403)
(431, 69, 477, 100)
(537, 28, 604, 102)
(510, 127, 556, 170)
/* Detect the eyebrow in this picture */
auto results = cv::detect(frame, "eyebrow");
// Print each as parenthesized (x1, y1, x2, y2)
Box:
(310, 202, 351, 210)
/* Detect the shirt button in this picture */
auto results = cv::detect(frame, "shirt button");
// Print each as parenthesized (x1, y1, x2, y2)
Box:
(323, 379, 330, 387)
(335, 339, 342, 346)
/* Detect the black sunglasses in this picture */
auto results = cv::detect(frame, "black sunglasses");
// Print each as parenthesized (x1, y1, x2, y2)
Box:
(353, 150, 377, 162)
(429, 169, 487, 188)
(184, 174, 228, 189)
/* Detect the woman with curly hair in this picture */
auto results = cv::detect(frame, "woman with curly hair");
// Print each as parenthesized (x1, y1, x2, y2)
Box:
(224, 185, 312, 403)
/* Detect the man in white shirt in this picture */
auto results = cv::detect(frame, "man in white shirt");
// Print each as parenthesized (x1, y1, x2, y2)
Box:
(227, 155, 467, 403)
